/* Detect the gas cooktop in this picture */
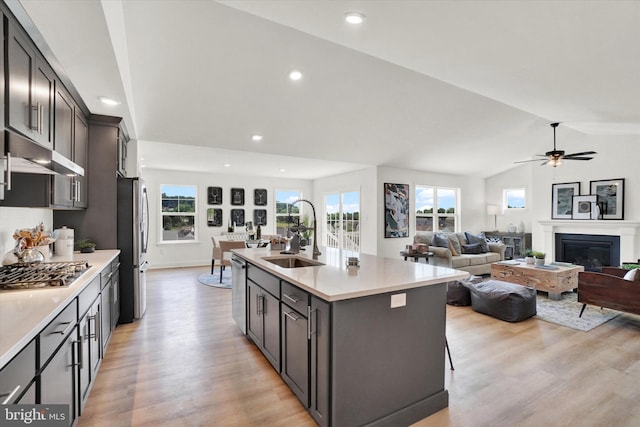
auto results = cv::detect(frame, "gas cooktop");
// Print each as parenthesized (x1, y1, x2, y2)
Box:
(0, 261, 90, 290)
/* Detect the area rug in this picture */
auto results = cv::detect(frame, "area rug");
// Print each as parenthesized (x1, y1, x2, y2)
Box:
(198, 269, 232, 289)
(535, 292, 620, 332)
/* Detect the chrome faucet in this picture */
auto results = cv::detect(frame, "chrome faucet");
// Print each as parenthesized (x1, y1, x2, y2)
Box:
(288, 199, 321, 257)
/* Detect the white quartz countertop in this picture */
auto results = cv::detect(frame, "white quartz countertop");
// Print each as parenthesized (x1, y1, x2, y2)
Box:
(0, 250, 120, 367)
(232, 247, 469, 301)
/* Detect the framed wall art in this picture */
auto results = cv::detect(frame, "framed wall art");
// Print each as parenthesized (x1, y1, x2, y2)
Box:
(590, 178, 624, 220)
(231, 188, 244, 206)
(254, 189, 268, 206)
(254, 209, 267, 226)
(207, 208, 222, 226)
(207, 186, 222, 205)
(384, 183, 410, 238)
(230, 209, 245, 226)
(551, 182, 580, 219)
(572, 195, 597, 220)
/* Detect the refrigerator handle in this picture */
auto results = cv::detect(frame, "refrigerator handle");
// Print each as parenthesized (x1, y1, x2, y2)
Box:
(143, 186, 150, 254)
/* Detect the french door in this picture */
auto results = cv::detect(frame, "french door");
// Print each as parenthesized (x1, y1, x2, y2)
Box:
(324, 191, 360, 251)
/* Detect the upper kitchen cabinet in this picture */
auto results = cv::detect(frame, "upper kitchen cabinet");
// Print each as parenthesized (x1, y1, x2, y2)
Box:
(51, 92, 88, 209)
(6, 19, 54, 149)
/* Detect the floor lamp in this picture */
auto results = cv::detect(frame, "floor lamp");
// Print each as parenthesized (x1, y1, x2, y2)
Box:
(487, 205, 500, 230)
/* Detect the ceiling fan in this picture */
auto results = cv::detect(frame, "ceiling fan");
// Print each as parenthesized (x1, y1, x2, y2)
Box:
(515, 122, 597, 167)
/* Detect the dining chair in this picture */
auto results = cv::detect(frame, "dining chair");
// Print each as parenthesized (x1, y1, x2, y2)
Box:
(211, 236, 220, 275)
(216, 240, 246, 282)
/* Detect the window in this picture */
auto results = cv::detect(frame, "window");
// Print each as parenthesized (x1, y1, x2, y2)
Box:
(161, 184, 197, 242)
(415, 186, 459, 232)
(325, 191, 360, 251)
(275, 190, 302, 236)
(504, 188, 526, 210)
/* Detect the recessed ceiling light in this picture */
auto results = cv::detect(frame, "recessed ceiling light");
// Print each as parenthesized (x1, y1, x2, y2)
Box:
(344, 11, 365, 25)
(98, 96, 121, 106)
(223, 163, 231, 167)
(279, 168, 286, 172)
(288, 70, 303, 81)
(252, 134, 263, 142)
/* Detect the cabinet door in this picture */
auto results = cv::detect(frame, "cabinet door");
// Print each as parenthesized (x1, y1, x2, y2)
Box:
(73, 110, 88, 207)
(261, 291, 280, 371)
(281, 304, 309, 406)
(88, 298, 101, 378)
(310, 297, 330, 427)
(6, 24, 35, 139)
(246, 281, 263, 346)
(78, 312, 91, 411)
(111, 270, 120, 328)
(54, 87, 74, 158)
(33, 60, 55, 149)
(101, 284, 112, 352)
(40, 327, 78, 425)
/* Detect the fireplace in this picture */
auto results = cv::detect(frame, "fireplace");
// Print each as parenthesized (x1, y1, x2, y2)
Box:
(555, 233, 620, 271)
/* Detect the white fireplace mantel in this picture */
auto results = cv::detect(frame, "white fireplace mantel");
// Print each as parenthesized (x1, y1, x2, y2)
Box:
(539, 220, 640, 263)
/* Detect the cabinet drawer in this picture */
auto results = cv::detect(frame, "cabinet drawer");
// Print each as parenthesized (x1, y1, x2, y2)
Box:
(40, 299, 78, 367)
(78, 276, 100, 316)
(281, 281, 309, 315)
(0, 340, 36, 404)
(248, 265, 280, 297)
(100, 265, 113, 289)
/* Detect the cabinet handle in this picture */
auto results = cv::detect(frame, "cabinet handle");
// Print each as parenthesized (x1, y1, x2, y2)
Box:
(1, 385, 21, 404)
(283, 293, 299, 304)
(50, 321, 75, 336)
(259, 295, 265, 316)
(256, 294, 263, 316)
(307, 306, 317, 339)
(284, 311, 299, 322)
(2, 152, 11, 191)
(75, 180, 81, 202)
(88, 314, 99, 342)
(72, 336, 84, 370)
(30, 103, 39, 130)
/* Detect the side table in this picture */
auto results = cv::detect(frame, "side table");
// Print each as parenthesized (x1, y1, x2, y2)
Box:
(400, 251, 434, 263)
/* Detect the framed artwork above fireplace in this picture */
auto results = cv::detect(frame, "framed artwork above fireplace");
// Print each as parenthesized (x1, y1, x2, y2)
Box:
(590, 178, 624, 220)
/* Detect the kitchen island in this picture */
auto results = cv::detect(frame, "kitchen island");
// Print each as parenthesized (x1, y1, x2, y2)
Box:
(232, 247, 468, 427)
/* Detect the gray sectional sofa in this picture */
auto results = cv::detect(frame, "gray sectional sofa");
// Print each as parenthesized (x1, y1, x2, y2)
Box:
(413, 231, 506, 275)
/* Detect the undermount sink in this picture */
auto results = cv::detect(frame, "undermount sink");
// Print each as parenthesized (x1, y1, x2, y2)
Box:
(262, 256, 324, 268)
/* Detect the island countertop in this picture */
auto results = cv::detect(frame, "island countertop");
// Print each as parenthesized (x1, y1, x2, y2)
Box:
(0, 250, 120, 367)
(232, 246, 469, 301)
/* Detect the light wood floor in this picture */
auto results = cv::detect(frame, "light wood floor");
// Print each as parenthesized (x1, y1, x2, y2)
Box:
(79, 267, 640, 427)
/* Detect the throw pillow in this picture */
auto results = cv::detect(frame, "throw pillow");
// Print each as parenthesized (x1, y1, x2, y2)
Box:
(623, 268, 640, 282)
(445, 234, 462, 256)
(461, 243, 485, 254)
(448, 239, 460, 256)
(432, 233, 450, 249)
(465, 232, 489, 252)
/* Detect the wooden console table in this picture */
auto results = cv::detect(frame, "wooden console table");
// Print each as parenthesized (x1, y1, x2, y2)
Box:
(491, 261, 584, 300)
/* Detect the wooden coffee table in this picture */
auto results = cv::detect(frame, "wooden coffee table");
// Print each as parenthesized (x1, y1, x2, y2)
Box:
(491, 261, 584, 300)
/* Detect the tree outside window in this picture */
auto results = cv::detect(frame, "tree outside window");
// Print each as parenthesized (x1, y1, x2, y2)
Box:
(161, 184, 197, 241)
(275, 190, 302, 236)
(415, 186, 459, 232)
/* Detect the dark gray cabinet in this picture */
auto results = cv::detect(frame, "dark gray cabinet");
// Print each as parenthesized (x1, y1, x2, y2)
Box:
(78, 295, 100, 413)
(483, 231, 532, 259)
(0, 339, 36, 404)
(281, 300, 309, 406)
(39, 325, 79, 426)
(52, 88, 87, 209)
(100, 258, 120, 352)
(309, 296, 330, 427)
(247, 280, 280, 371)
(6, 21, 54, 149)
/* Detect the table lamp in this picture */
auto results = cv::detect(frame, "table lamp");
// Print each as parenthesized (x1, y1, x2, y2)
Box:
(487, 205, 501, 230)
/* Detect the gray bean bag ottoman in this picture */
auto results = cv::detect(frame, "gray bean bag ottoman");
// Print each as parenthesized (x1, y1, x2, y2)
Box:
(447, 275, 483, 306)
(468, 280, 537, 322)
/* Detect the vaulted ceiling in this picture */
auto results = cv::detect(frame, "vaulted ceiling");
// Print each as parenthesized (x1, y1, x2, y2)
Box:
(17, 0, 640, 179)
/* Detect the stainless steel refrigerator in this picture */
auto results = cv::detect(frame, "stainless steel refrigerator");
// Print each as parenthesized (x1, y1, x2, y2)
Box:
(117, 177, 149, 323)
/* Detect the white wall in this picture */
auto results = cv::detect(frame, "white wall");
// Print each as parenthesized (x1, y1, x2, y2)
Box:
(485, 164, 534, 232)
(142, 168, 312, 269)
(0, 207, 53, 258)
(313, 166, 378, 255)
(486, 133, 640, 259)
(376, 166, 486, 260)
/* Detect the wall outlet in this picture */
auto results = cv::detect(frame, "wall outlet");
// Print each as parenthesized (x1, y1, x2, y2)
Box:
(390, 293, 406, 308)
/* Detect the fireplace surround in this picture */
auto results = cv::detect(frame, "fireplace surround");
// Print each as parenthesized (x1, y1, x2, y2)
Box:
(540, 220, 640, 266)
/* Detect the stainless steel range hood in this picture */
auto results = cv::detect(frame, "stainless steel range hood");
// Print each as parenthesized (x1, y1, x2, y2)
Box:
(3, 130, 84, 176)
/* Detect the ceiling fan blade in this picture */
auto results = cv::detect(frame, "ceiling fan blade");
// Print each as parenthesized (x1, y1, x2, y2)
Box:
(564, 151, 597, 157)
(515, 158, 548, 164)
(564, 157, 594, 161)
